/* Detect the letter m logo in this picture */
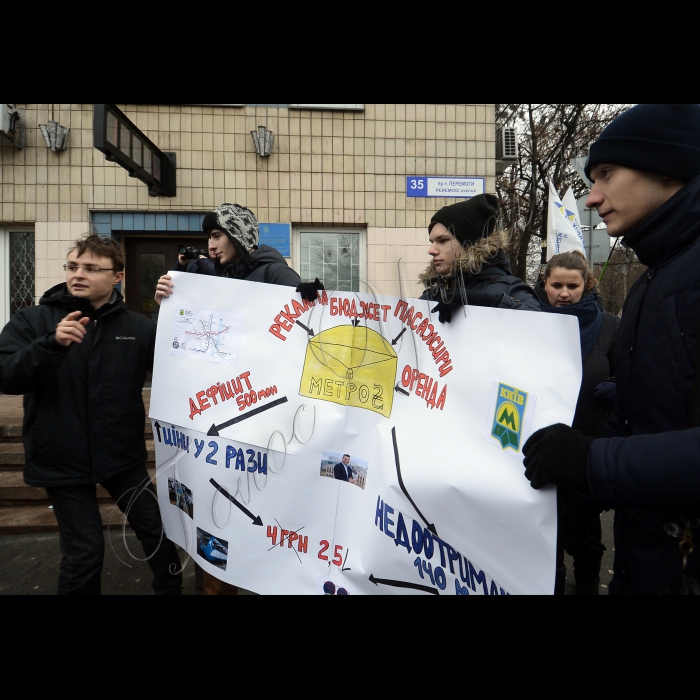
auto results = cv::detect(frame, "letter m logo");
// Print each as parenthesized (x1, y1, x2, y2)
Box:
(491, 381, 527, 452)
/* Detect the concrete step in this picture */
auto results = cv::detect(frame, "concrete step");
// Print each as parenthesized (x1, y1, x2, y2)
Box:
(0, 443, 25, 467)
(0, 467, 158, 533)
(0, 423, 153, 444)
(0, 502, 136, 534)
(0, 440, 156, 467)
(0, 467, 156, 504)
(0, 425, 22, 441)
(0, 471, 112, 505)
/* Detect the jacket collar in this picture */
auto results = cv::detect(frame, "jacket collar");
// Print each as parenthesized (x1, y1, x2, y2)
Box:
(217, 245, 283, 279)
(421, 249, 512, 290)
(624, 174, 700, 267)
(39, 283, 126, 318)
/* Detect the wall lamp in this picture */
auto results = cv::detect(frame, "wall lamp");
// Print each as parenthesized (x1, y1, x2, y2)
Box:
(251, 125, 273, 157)
(39, 120, 70, 151)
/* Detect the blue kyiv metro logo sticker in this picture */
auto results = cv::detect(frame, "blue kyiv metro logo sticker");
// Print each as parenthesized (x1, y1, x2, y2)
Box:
(491, 382, 528, 451)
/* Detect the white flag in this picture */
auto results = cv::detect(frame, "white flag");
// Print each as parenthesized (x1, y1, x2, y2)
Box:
(547, 180, 586, 260)
(562, 187, 585, 251)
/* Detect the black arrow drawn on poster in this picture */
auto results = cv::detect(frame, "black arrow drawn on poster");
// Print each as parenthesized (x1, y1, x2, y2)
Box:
(394, 383, 410, 397)
(352, 318, 361, 327)
(369, 574, 439, 595)
(392, 426, 438, 536)
(154, 421, 162, 443)
(207, 396, 289, 436)
(209, 478, 263, 526)
(391, 327, 407, 345)
(295, 320, 314, 337)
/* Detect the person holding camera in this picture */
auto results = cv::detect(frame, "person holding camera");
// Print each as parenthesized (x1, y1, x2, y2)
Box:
(155, 203, 321, 301)
(154, 204, 322, 594)
(177, 245, 215, 275)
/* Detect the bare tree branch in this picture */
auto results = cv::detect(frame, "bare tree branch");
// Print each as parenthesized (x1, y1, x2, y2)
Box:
(496, 104, 632, 284)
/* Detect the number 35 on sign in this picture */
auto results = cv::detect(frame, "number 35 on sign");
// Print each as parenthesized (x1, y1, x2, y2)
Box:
(406, 176, 485, 198)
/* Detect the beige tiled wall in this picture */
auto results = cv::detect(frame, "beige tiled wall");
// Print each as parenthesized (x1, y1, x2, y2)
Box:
(0, 104, 495, 298)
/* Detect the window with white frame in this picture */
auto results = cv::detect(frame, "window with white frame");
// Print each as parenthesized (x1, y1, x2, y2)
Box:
(293, 227, 366, 292)
(0, 227, 35, 328)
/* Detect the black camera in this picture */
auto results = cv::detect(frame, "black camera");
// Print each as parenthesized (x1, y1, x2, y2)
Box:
(179, 245, 207, 261)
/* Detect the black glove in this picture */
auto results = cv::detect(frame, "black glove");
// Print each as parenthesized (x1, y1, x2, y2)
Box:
(431, 299, 461, 323)
(592, 380, 616, 406)
(296, 278, 324, 302)
(522, 423, 593, 492)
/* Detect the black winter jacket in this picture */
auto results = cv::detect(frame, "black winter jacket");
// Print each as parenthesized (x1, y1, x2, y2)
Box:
(587, 176, 700, 594)
(534, 283, 620, 438)
(420, 250, 540, 312)
(175, 244, 301, 286)
(0, 285, 155, 488)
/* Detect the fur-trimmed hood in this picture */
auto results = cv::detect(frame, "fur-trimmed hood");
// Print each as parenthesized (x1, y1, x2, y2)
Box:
(419, 230, 512, 289)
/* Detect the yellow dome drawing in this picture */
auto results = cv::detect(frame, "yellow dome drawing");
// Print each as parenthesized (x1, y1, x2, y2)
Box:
(299, 325, 398, 419)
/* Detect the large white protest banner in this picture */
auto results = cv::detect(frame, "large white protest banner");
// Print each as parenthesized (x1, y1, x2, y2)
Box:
(150, 273, 581, 595)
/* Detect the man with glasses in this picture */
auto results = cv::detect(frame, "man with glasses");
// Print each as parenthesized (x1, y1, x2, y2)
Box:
(0, 234, 182, 595)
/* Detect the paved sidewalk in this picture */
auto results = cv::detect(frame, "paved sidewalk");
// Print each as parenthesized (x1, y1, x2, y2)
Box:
(0, 531, 203, 595)
(565, 509, 614, 595)
(0, 515, 614, 595)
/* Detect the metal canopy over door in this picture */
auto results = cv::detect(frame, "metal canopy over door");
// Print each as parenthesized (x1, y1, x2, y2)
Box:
(123, 236, 207, 323)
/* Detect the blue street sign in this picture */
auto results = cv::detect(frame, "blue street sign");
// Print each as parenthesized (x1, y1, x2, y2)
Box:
(259, 222, 291, 257)
(406, 176, 485, 198)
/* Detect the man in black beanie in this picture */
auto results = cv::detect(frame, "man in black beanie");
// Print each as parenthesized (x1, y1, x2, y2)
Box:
(522, 104, 700, 594)
(420, 193, 539, 321)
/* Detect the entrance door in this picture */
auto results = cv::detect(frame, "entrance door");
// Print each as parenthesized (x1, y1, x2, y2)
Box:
(124, 236, 207, 323)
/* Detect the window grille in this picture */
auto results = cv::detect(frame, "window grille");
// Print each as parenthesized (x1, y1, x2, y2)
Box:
(300, 231, 360, 292)
(10, 231, 35, 316)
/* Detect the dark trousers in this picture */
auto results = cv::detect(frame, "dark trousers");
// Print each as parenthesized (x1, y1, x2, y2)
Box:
(555, 490, 604, 595)
(46, 465, 182, 595)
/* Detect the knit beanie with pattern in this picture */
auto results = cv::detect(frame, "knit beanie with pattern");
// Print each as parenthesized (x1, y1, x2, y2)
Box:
(202, 203, 259, 259)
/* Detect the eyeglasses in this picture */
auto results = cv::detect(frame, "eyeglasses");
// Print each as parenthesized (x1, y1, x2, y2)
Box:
(63, 264, 117, 275)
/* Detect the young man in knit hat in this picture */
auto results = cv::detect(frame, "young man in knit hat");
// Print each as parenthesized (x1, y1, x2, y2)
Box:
(522, 104, 700, 594)
(420, 193, 540, 322)
(155, 203, 321, 296)
(155, 204, 320, 594)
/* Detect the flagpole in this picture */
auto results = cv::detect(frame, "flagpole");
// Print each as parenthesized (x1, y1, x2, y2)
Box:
(597, 237, 619, 285)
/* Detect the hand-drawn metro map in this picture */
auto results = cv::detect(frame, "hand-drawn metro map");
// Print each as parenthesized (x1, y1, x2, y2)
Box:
(170, 303, 245, 366)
